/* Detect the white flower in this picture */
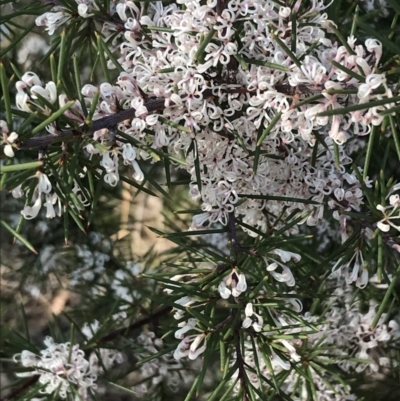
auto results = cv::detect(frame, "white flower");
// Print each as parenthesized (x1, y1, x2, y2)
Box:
(218, 269, 247, 299)
(173, 319, 206, 361)
(37, 172, 52, 194)
(270, 249, 301, 263)
(16, 92, 32, 112)
(44, 193, 61, 219)
(242, 303, 263, 332)
(35, 12, 70, 35)
(267, 262, 296, 287)
(270, 349, 291, 370)
(188, 333, 206, 360)
(1, 131, 18, 157)
(21, 196, 43, 219)
(12, 184, 24, 198)
(13, 337, 97, 398)
(376, 204, 400, 232)
(30, 82, 57, 104)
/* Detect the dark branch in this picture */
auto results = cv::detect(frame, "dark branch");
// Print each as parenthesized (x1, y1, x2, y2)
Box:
(100, 305, 172, 343)
(18, 84, 344, 151)
(19, 98, 166, 149)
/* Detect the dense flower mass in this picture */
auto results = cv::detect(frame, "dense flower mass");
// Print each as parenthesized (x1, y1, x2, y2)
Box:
(9, 0, 397, 238)
(3, 1, 400, 400)
(13, 337, 97, 400)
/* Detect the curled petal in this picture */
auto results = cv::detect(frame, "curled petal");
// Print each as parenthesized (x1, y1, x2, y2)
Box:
(21, 196, 42, 219)
(16, 93, 32, 113)
(173, 338, 190, 360)
(38, 173, 52, 194)
(7, 132, 18, 143)
(175, 324, 194, 340)
(235, 273, 247, 293)
(266, 262, 278, 271)
(21, 72, 42, 87)
(356, 269, 369, 289)
(389, 194, 400, 207)
(218, 281, 231, 299)
(376, 204, 386, 212)
(132, 160, 144, 181)
(104, 172, 119, 186)
(189, 334, 206, 360)
(377, 221, 390, 232)
(122, 143, 136, 162)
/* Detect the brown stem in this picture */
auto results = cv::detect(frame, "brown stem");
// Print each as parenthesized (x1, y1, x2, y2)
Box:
(18, 83, 335, 151)
(99, 305, 172, 343)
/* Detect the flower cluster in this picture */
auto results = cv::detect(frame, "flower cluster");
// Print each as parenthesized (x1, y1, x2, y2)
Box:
(4, 1, 400, 398)
(13, 337, 97, 400)
(13, 0, 397, 244)
(307, 276, 400, 374)
(228, 275, 400, 400)
(12, 171, 63, 220)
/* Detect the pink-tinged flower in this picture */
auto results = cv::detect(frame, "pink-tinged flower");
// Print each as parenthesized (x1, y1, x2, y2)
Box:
(12, 185, 24, 199)
(365, 39, 382, 66)
(35, 11, 70, 35)
(174, 319, 206, 361)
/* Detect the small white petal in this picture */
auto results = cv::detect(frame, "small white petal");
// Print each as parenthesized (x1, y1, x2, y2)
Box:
(245, 303, 253, 317)
(21, 196, 42, 219)
(377, 221, 390, 232)
(4, 144, 15, 157)
(8, 132, 18, 143)
(266, 262, 278, 271)
(236, 273, 247, 293)
(218, 281, 231, 299)
(376, 204, 386, 212)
